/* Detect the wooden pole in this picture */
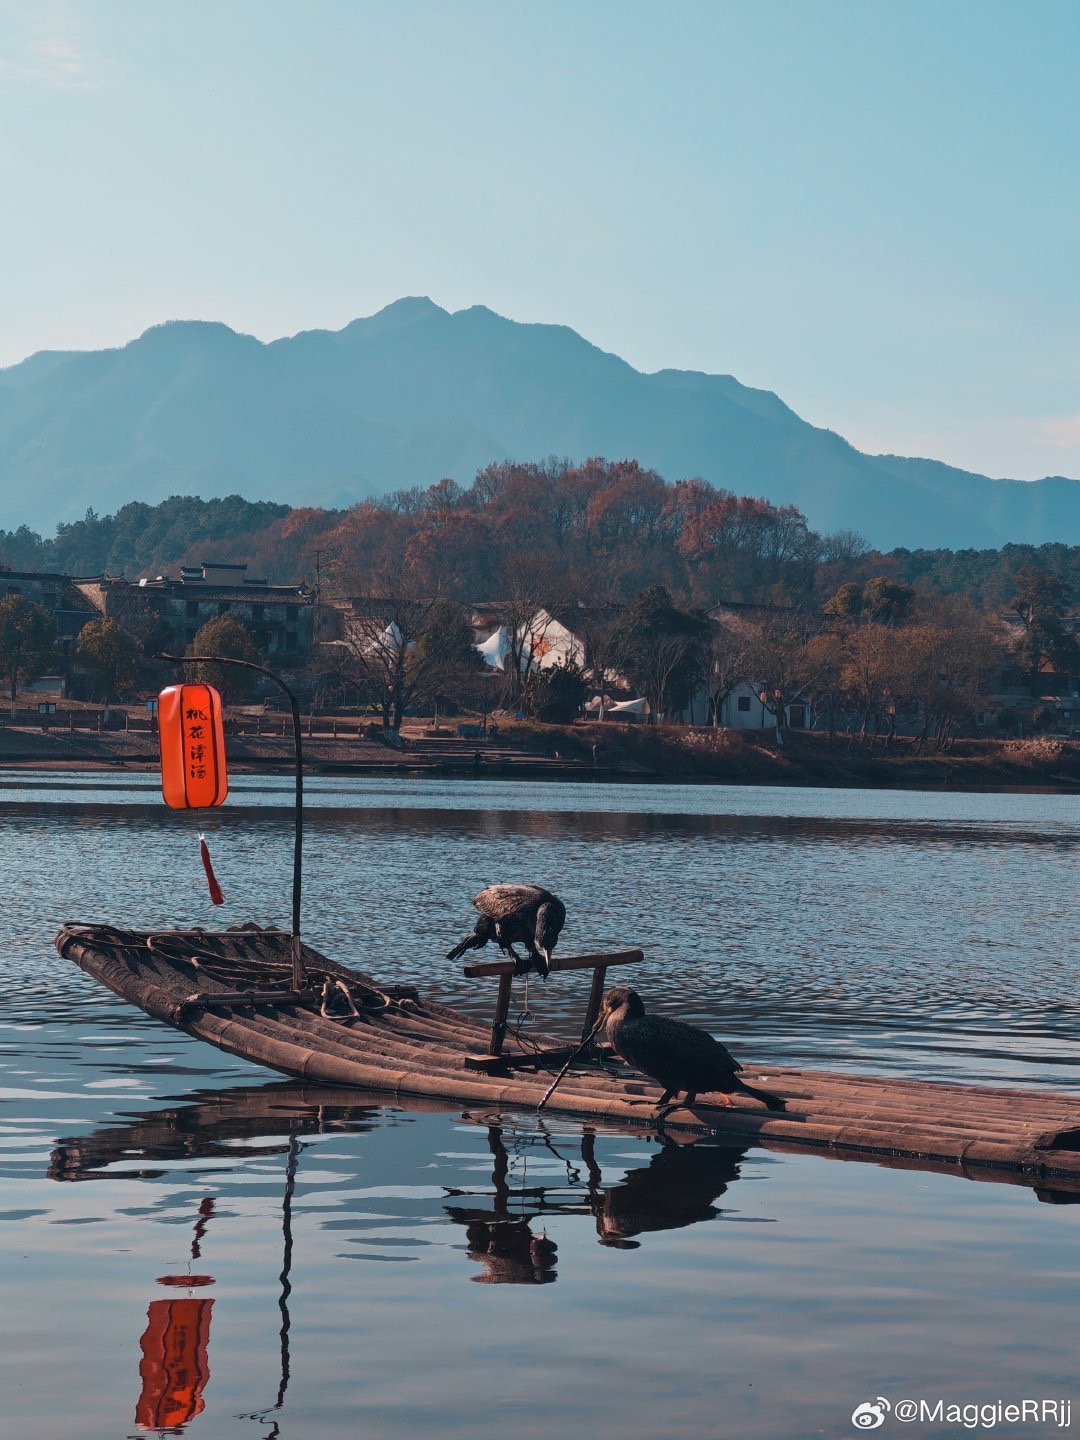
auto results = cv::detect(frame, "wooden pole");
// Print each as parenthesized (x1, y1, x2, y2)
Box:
(537, 1014, 607, 1113)
(487, 973, 514, 1056)
(581, 964, 609, 1042)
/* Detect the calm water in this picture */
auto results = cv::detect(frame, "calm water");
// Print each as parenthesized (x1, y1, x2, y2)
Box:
(3, 772, 1080, 1439)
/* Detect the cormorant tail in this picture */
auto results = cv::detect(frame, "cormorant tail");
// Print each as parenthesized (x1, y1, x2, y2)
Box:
(737, 1081, 786, 1112)
(446, 935, 483, 962)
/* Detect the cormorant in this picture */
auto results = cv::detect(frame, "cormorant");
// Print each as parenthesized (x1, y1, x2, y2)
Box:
(600, 986, 785, 1113)
(445, 884, 566, 978)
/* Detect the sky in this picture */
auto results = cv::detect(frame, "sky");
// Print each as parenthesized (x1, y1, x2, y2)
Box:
(2, 0, 1079, 481)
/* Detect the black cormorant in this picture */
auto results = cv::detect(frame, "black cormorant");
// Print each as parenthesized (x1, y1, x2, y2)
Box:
(601, 986, 785, 1113)
(446, 884, 566, 978)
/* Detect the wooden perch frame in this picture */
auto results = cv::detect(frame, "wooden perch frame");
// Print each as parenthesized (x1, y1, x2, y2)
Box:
(462, 948, 644, 1071)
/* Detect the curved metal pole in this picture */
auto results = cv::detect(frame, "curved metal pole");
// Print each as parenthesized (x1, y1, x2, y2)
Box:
(158, 652, 305, 989)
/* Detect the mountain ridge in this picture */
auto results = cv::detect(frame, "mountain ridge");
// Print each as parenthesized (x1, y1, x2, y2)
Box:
(1, 298, 1076, 550)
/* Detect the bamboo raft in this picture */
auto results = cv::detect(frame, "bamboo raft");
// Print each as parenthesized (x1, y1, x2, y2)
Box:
(55, 921, 1080, 1195)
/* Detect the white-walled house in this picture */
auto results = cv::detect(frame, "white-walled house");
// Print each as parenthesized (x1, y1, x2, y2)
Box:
(674, 678, 812, 730)
(711, 680, 812, 730)
(471, 608, 585, 674)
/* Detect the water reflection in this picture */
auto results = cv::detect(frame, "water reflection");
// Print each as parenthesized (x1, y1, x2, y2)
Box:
(43, 1083, 762, 1432)
(134, 1196, 218, 1433)
(443, 1122, 756, 1270)
(589, 1133, 752, 1246)
(8, 774, 1080, 1438)
(48, 1086, 382, 1182)
(49, 1082, 758, 1276)
(8, 792, 1080, 848)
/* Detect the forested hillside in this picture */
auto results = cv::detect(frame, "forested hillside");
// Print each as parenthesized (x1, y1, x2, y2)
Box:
(0, 495, 290, 577)
(5, 462, 1080, 618)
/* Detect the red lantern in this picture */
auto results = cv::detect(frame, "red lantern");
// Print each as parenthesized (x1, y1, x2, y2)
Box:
(158, 684, 228, 809)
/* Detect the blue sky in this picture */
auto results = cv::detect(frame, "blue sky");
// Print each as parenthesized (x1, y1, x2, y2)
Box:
(2, 0, 1078, 480)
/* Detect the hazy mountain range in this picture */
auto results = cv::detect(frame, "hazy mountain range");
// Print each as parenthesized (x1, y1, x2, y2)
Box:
(2, 296, 1077, 552)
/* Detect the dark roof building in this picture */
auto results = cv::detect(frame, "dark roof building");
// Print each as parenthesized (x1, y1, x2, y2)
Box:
(74, 562, 315, 662)
(0, 570, 98, 655)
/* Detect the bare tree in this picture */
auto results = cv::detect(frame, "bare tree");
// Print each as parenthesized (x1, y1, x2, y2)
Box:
(331, 564, 445, 730)
(494, 562, 569, 708)
(743, 608, 815, 743)
(575, 598, 627, 718)
(904, 599, 1000, 750)
(802, 630, 846, 744)
(838, 621, 904, 746)
(705, 617, 751, 727)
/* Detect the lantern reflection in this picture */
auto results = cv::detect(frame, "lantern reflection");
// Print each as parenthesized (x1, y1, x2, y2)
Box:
(135, 1196, 217, 1432)
(135, 1297, 214, 1432)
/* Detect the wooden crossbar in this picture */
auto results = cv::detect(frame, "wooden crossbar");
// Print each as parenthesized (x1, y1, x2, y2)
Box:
(461, 949, 644, 979)
(462, 949, 645, 1069)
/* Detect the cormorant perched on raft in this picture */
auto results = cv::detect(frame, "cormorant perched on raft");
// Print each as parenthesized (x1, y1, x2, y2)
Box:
(600, 986, 786, 1114)
(446, 884, 566, 978)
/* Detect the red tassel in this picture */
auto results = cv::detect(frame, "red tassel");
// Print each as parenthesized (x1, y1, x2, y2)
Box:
(199, 834, 225, 905)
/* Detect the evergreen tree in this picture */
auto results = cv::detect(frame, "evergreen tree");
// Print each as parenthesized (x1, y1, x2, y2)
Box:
(1010, 567, 1079, 696)
(187, 614, 262, 701)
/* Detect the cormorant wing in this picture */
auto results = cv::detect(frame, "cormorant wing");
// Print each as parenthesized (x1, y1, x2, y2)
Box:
(473, 884, 549, 921)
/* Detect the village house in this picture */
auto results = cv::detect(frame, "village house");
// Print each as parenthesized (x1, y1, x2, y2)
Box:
(469, 604, 586, 673)
(0, 570, 99, 656)
(711, 680, 812, 731)
(74, 562, 316, 663)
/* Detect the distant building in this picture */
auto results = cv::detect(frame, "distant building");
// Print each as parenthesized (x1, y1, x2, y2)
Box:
(469, 605, 586, 673)
(0, 571, 98, 656)
(710, 680, 811, 730)
(74, 562, 315, 662)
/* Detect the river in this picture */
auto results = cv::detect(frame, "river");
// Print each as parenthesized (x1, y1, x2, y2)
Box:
(2, 773, 1078, 1438)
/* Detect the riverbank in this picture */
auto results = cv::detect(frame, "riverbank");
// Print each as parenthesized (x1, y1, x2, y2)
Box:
(2, 717, 1078, 790)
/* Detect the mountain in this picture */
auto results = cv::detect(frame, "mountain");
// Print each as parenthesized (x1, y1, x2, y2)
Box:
(1, 296, 1076, 550)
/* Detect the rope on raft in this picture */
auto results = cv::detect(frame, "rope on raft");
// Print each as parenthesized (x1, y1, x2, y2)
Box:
(140, 931, 397, 1016)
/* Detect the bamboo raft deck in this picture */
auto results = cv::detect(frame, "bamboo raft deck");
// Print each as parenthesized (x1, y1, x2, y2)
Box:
(55, 921, 1080, 1195)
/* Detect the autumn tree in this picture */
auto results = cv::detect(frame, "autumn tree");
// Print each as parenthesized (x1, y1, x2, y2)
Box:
(76, 618, 141, 720)
(839, 622, 911, 745)
(904, 598, 1000, 750)
(0, 595, 58, 717)
(802, 630, 846, 743)
(675, 486, 822, 601)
